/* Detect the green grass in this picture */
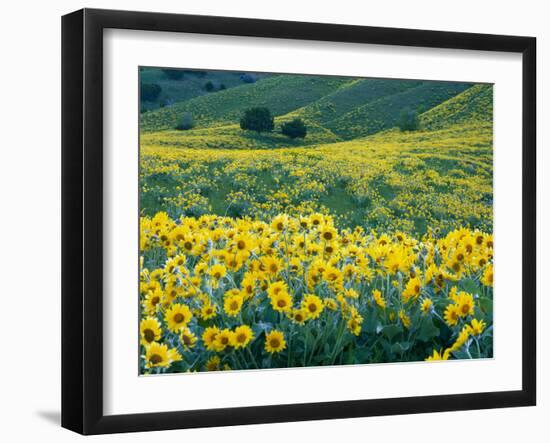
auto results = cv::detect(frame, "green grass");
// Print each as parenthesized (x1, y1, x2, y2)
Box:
(288, 78, 423, 125)
(324, 81, 474, 139)
(140, 74, 353, 132)
(140, 118, 342, 150)
(420, 84, 493, 130)
(139, 67, 271, 111)
(139, 70, 493, 235)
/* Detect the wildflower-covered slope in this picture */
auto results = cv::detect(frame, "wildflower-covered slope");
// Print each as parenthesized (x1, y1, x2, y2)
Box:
(138, 73, 494, 373)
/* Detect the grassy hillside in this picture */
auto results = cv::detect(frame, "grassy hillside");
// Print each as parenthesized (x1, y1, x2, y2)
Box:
(137, 69, 495, 374)
(420, 84, 493, 130)
(141, 119, 341, 150)
(287, 78, 423, 125)
(140, 74, 352, 132)
(324, 81, 474, 139)
(140, 122, 492, 235)
(139, 67, 271, 111)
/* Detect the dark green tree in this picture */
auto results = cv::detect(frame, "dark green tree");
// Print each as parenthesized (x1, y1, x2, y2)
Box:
(162, 69, 185, 80)
(204, 81, 215, 92)
(281, 118, 307, 139)
(240, 107, 274, 133)
(140, 83, 161, 101)
(397, 108, 420, 131)
(175, 112, 194, 130)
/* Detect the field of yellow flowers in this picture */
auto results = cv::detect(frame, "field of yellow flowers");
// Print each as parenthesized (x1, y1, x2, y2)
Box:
(139, 131, 494, 373)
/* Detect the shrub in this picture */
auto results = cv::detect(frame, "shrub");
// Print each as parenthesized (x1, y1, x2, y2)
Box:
(281, 118, 307, 139)
(240, 73, 257, 83)
(140, 83, 162, 102)
(204, 81, 215, 92)
(162, 69, 185, 80)
(397, 108, 420, 131)
(219, 83, 226, 90)
(240, 107, 274, 133)
(184, 70, 206, 77)
(176, 112, 194, 131)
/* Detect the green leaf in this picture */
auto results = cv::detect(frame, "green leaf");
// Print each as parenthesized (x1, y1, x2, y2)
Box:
(460, 278, 480, 295)
(478, 296, 493, 318)
(391, 342, 410, 354)
(380, 324, 401, 341)
(364, 309, 379, 334)
(416, 318, 440, 342)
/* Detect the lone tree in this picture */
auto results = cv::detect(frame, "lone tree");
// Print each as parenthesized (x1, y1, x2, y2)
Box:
(176, 112, 194, 130)
(397, 108, 420, 131)
(240, 107, 274, 133)
(281, 118, 307, 139)
(140, 83, 161, 102)
(240, 73, 257, 83)
(162, 69, 185, 80)
(204, 81, 215, 92)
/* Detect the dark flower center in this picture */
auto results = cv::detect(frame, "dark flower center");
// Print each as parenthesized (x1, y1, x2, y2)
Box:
(143, 329, 155, 343)
(150, 354, 163, 364)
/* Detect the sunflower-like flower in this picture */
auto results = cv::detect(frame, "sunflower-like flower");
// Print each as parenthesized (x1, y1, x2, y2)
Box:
(164, 303, 192, 332)
(402, 276, 422, 303)
(481, 264, 493, 287)
(202, 326, 220, 351)
(372, 289, 386, 308)
(449, 325, 472, 352)
(233, 325, 254, 349)
(456, 292, 475, 317)
(200, 302, 217, 320)
(470, 318, 486, 336)
(144, 342, 181, 369)
(444, 303, 461, 327)
(271, 214, 290, 232)
(140, 317, 162, 346)
(302, 294, 324, 319)
(324, 297, 338, 311)
(289, 307, 309, 324)
(265, 330, 286, 353)
(319, 224, 337, 242)
(143, 288, 163, 315)
(347, 315, 363, 336)
(270, 289, 293, 313)
(398, 309, 411, 329)
(425, 348, 450, 361)
(180, 327, 197, 350)
(214, 328, 236, 351)
(209, 263, 227, 280)
(343, 288, 359, 299)
(205, 355, 221, 371)
(420, 298, 433, 314)
(224, 293, 244, 317)
(267, 281, 287, 298)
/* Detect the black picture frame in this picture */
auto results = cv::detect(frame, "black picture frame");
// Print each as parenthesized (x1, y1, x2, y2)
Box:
(62, 8, 536, 435)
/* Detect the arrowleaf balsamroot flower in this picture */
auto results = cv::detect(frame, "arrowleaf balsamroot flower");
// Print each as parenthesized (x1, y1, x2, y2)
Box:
(265, 330, 286, 353)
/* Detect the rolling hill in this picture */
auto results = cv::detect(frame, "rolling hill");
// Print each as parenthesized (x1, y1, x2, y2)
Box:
(138, 69, 494, 240)
(323, 81, 474, 139)
(140, 74, 353, 132)
(419, 83, 493, 130)
(139, 73, 492, 155)
(139, 67, 272, 111)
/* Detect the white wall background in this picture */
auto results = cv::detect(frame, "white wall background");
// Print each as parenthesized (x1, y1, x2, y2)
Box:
(0, 0, 545, 441)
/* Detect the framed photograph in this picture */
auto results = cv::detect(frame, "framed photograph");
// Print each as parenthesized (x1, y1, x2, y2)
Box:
(62, 8, 536, 435)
